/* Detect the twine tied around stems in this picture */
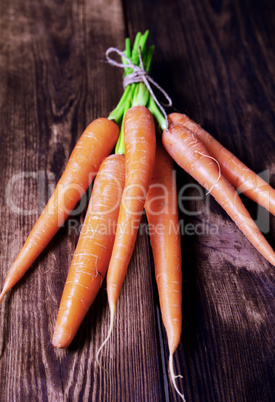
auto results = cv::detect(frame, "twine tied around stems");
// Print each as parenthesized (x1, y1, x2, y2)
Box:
(106, 45, 172, 129)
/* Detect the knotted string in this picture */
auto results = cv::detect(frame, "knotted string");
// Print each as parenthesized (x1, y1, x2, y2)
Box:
(106, 45, 172, 129)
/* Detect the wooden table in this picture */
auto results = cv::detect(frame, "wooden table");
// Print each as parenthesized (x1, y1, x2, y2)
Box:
(0, 0, 274, 401)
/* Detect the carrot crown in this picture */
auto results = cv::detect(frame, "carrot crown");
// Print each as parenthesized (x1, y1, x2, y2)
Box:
(107, 30, 168, 154)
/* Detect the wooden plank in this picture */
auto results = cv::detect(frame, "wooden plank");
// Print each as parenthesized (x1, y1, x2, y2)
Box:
(1, 0, 274, 400)
(124, 0, 275, 401)
(0, 0, 164, 400)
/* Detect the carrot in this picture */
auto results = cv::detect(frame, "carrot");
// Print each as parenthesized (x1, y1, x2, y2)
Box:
(169, 113, 275, 215)
(163, 124, 275, 266)
(52, 154, 125, 348)
(0, 118, 119, 303)
(145, 142, 185, 401)
(96, 105, 156, 359)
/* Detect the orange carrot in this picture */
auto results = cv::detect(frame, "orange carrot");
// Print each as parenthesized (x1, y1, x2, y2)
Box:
(97, 105, 156, 358)
(52, 154, 125, 348)
(163, 124, 275, 266)
(0, 118, 119, 303)
(169, 113, 275, 215)
(145, 142, 185, 400)
(107, 106, 156, 307)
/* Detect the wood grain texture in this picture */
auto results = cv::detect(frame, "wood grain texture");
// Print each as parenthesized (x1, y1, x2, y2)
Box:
(0, 0, 274, 401)
(0, 0, 163, 401)
(124, 0, 275, 401)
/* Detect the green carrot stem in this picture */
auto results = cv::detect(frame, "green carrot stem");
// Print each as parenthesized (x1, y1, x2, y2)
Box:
(115, 84, 135, 154)
(109, 34, 148, 122)
(132, 83, 149, 107)
(133, 32, 142, 52)
(148, 96, 166, 131)
(132, 46, 154, 107)
(114, 126, 125, 155)
(145, 45, 155, 71)
(110, 30, 167, 149)
(108, 85, 131, 123)
(123, 38, 132, 76)
(139, 30, 149, 58)
(132, 33, 143, 66)
(125, 37, 131, 57)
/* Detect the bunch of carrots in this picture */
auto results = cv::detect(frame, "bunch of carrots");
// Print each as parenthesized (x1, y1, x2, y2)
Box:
(1, 31, 275, 401)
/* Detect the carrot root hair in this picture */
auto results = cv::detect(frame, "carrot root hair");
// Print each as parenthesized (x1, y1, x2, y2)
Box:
(169, 352, 186, 402)
(96, 303, 116, 370)
(194, 151, 221, 195)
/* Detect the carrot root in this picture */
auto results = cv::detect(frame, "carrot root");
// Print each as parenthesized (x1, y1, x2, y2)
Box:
(0, 284, 9, 304)
(96, 303, 116, 368)
(169, 113, 275, 216)
(163, 124, 275, 266)
(52, 154, 125, 348)
(0, 118, 119, 304)
(106, 106, 156, 308)
(169, 352, 186, 401)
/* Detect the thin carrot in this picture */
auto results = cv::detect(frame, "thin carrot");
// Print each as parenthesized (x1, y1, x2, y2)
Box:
(108, 106, 156, 307)
(145, 142, 185, 401)
(163, 123, 275, 266)
(169, 113, 275, 215)
(52, 154, 125, 348)
(0, 118, 119, 303)
(97, 105, 156, 358)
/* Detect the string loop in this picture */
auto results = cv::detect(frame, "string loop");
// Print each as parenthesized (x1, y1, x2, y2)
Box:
(106, 46, 172, 129)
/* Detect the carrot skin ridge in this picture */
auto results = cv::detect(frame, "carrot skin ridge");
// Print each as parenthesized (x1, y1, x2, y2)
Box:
(52, 154, 125, 348)
(169, 113, 275, 216)
(162, 124, 275, 266)
(0, 118, 119, 303)
(107, 105, 156, 308)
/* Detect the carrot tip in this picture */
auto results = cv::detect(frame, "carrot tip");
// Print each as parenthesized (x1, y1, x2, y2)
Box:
(52, 325, 73, 348)
(96, 303, 116, 371)
(0, 288, 7, 304)
(169, 352, 186, 402)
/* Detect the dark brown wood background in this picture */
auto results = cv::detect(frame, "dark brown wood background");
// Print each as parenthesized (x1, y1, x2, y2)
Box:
(0, 0, 274, 401)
